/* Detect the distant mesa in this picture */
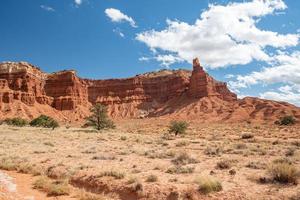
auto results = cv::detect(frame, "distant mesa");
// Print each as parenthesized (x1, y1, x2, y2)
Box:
(0, 58, 299, 124)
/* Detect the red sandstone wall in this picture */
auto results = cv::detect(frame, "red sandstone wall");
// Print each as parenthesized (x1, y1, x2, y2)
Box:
(0, 59, 237, 114)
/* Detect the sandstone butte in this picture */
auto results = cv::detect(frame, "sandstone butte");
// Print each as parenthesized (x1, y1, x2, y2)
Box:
(0, 58, 299, 124)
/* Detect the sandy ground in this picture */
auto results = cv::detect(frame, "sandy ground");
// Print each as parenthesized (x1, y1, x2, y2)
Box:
(0, 119, 299, 200)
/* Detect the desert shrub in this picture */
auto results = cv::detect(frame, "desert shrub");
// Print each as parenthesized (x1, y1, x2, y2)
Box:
(241, 133, 254, 139)
(204, 145, 223, 156)
(172, 152, 199, 165)
(268, 162, 299, 184)
(275, 116, 296, 126)
(175, 140, 190, 147)
(33, 176, 51, 190)
(246, 161, 266, 169)
(195, 175, 222, 194)
(4, 117, 28, 127)
(286, 148, 296, 157)
(30, 115, 59, 129)
(33, 177, 70, 196)
(85, 103, 115, 131)
(216, 159, 232, 169)
(97, 170, 125, 179)
(166, 166, 195, 174)
(168, 121, 188, 136)
(0, 158, 18, 171)
(47, 180, 70, 196)
(120, 136, 127, 141)
(146, 174, 158, 182)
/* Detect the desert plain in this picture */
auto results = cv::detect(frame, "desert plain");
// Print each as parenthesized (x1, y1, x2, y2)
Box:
(0, 119, 299, 200)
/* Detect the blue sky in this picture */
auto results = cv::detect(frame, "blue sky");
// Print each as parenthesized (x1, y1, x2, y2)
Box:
(0, 0, 300, 105)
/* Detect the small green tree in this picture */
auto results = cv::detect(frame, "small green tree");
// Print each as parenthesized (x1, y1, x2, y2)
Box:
(4, 117, 28, 127)
(168, 121, 188, 136)
(85, 103, 115, 130)
(30, 115, 59, 129)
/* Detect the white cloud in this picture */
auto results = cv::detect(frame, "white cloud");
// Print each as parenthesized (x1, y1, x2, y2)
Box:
(74, 0, 82, 6)
(225, 74, 235, 79)
(139, 57, 150, 62)
(232, 51, 300, 88)
(105, 8, 137, 28)
(228, 51, 300, 106)
(155, 54, 184, 67)
(136, 0, 299, 68)
(260, 85, 300, 106)
(40, 5, 55, 12)
(138, 54, 183, 67)
(113, 28, 125, 38)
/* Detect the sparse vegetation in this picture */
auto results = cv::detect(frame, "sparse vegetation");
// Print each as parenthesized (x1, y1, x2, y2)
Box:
(275, 116, 296, 126)
(168, 121, 188, 136)
(30, 115, 59, 129)
(172, 152, 199, 165)
(268, 162, 299, 184)
(204, 145, 223, 156)
(0, 157, 18, 171)
(97, 170, 125, 179)
(146, 174, 158, 182)
(85, 103, 115, 131)
(166, 166, 195, 174)
(195, 175, 222, 194)
(33, 176, 70, 196)
(241, 133, 254, 139)
(216, 159, 232, 169)
(4, 117, 28, 127)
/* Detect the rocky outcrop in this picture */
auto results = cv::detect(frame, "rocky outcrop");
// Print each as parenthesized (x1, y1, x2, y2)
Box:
(188, 58, 237, 101)
(0, 59, 299, 123)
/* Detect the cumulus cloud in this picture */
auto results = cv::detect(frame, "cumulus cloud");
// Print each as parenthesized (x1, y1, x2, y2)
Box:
(105, 8, 137, 28)
(232, 51, 300, 89)
(260, 85, 300, 106)
(136, 0, 299, 68)
(40, 5, 55, 12)
(228, 51, 300, 105)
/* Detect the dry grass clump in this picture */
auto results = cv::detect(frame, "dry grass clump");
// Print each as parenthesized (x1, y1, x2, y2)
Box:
(172, 152, 199, 165)
(97, 170, 125, 179)
(0, 157, 18, 171)
(216, 159, 232, 169)
(204, 145, 223, 156)
(166, 166, 195, 174)
(241, 133, 254, 139)
(33, 176, 70, 196)
(175, 140, 190, 147)
(17, 163, 40, 175)
(195, 175, 222, 194)
(146, 174, 158, 182)
(285, 148, 296, 157)
(268, 162, 299, 184)
(246, 161, 266, 169)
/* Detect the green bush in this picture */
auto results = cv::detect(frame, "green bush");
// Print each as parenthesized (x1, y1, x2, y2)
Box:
(85, 103, 115, 131)
(168, 121, 188, 136)
(30, 115, 59, 129)
(4, 118, 28, 127)
(275, 116, 296, 126)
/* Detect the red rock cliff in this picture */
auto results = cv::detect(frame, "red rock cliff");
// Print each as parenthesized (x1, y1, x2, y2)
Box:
(0, 59, 298, 123)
